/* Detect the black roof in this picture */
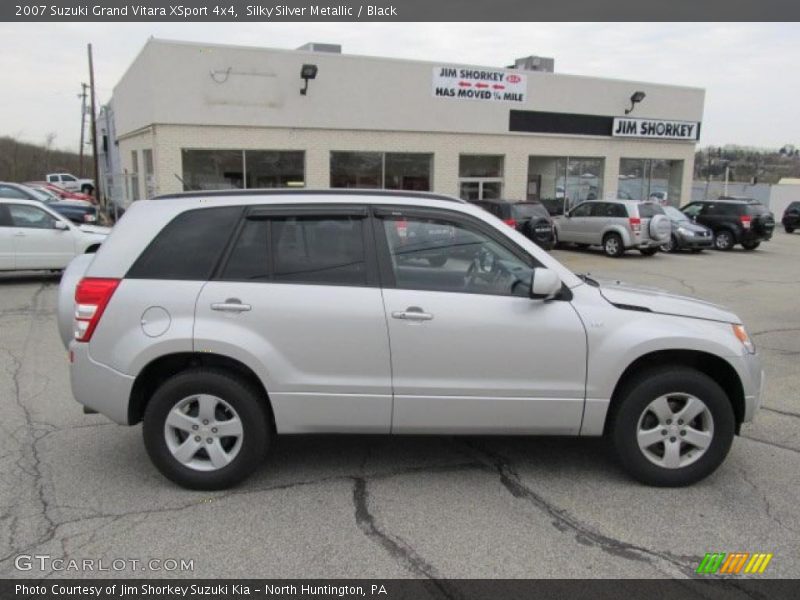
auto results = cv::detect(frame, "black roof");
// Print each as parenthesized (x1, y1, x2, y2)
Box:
(154, 188, 466, 203)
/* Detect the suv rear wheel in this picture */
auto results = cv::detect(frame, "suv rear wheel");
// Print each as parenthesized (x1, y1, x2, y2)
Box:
(143, 369, 270, 490)
(610, 367, 734, 487)
(603, 233, 625, 258)
(713, 230, 735, 251)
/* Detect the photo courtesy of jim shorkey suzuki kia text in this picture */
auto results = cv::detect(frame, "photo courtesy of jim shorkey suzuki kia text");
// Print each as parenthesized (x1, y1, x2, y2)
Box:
(15, 584, 386, 596)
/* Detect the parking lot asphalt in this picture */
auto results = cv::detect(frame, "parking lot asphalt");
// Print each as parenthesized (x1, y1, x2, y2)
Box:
(0, 233, 798, 582)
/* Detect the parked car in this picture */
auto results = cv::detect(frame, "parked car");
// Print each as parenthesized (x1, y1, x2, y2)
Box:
(0, 182, 99, 225)
(58, 190, 762, 490)
(680, 199, 775, 251)
(46, 173, 95, 195)
(0, 199, 109, 271)
(553, 199, 671, 257)
(25, 181, 95, 203)
(782, 201, 800, 233)
(469, 199, 555, 249)
(660, 206, 714, 253)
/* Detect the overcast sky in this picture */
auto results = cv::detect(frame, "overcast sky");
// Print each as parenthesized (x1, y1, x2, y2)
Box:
(0, 22, 797, 151)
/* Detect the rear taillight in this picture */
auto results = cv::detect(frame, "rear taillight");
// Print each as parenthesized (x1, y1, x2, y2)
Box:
(503, 218, 518, 228)
(740, 215, 752, 229)
(74, 278, 120, 342)
(629, 217, 641, 233)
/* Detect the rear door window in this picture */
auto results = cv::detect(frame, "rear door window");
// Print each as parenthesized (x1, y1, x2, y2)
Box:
(127, 206, 242, 280)
(220, 213, 370, 286)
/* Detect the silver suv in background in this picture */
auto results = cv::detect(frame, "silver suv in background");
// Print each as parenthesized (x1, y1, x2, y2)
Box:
(59, 190, 762, 490)
(554, 199, 671, 257)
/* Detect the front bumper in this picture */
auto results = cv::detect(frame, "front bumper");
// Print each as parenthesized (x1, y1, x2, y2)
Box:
(70, 342, 134, 424)
(729, 350, 764, 424)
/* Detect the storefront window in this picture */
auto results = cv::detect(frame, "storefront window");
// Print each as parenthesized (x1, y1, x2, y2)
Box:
(385, 153, 432, 191)
(527, 156, 604, 215)
(245, 151, 305, 188)
(330, 152, 432, 190)
(618, 159, 683, 206)
(182, 150, 244, 190)
(181, 150, 306, 191)
(459, 155, 504, 200)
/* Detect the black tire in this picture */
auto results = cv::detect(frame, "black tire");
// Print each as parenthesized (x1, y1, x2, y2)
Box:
(741, 241, 760, 251)
(609, 367, 735, 487)
(690, 249, 704, 254)
(713, 230, 735, 251)
(785, 226, 795, 234)
(143, 369, 270, 490)
(81, 184, 94, 195)
(639, 247, 659, 256)
(660, 235, 678, 253)
(427, 255, 447, 267)
(603, 233, 625, 258)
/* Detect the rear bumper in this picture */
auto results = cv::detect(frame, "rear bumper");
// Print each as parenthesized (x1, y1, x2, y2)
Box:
(70, 342, 133, 424)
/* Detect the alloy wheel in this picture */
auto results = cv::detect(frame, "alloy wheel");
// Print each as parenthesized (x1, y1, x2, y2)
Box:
(636, 393, 714, 469)
(164, 394, 244, 471)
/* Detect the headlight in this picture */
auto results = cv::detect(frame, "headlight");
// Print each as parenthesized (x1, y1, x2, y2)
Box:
(677, 226, 693, 236)
(732, 324, 756, 354)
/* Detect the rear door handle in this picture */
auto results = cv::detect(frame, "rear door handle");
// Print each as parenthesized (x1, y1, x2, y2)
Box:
(13, 232, 26, 237)
(211, 299, 251, 313)
(392, 307, 433, 321)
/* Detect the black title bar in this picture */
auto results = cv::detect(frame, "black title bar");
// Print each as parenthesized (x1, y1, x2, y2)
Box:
(4, 0, 800, 21)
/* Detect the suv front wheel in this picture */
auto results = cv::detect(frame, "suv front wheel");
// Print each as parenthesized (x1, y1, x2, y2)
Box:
(143, 369, 271, 489)
(610, 367, 735, 487)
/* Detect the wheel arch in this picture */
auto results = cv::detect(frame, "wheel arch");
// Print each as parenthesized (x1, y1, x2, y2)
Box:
(604, 349, 746, 436)
(602, 226, 630, 247)
(128, 352, 274, 428)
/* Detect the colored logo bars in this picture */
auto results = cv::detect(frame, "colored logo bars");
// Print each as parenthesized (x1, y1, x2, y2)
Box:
(696, 552, 773, 574)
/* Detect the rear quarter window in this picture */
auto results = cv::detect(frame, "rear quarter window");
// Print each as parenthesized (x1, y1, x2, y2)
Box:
(512, 203, 549, 219)
(745, 204, 769, 216)
(127, 206, 242, 280)
(637, 203, 665, 218)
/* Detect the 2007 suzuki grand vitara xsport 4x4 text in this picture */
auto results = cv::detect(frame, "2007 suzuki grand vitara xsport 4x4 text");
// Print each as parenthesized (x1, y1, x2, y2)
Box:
(58, 191, 763, 490)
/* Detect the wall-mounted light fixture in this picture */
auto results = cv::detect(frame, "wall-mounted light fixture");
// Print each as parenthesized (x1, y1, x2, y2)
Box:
(624, 91, 646, 115)
(300, 64, 318, 95)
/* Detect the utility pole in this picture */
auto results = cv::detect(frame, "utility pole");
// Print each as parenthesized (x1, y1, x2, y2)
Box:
(78, 82, 88, 177)
(87, 43, 103, 208)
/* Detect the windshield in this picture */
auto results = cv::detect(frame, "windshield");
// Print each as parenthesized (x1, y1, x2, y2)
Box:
(512, 203, 549, 219)
(22, 186, 51, 202)
(663, 206, 688, 221)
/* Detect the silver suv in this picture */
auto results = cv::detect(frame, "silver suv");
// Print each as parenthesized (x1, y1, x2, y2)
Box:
(554, 199, 671, 257)
(58, 191, 763, 489)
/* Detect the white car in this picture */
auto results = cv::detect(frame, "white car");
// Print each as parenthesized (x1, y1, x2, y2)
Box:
(0, 199, 109, 271)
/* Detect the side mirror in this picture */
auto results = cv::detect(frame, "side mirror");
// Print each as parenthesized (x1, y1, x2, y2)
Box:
(530, 267, 562, 300)
(53, 220, 69, 231)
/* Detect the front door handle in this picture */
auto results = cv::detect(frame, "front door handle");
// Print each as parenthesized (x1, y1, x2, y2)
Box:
(211, 299, 251, 313)
(392, 307, 433, 321)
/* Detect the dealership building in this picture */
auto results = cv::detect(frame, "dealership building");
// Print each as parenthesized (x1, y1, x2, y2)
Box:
(103, 38, 704, 210)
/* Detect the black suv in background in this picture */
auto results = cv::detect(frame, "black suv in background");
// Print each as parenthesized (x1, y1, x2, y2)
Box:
(680, 198, 775, 251)
(782, 201, 800, 233)
(468, 199, 555, 249)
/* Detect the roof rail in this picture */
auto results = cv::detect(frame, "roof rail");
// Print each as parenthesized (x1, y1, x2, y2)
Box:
(154, 188, 467, 203)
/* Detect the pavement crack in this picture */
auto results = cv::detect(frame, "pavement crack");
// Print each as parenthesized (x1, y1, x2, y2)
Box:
(457, 440, 700, 578)
(761, 406, 800, 419)
(741, 434, 800, 455)
(351, 477, 462, 600)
